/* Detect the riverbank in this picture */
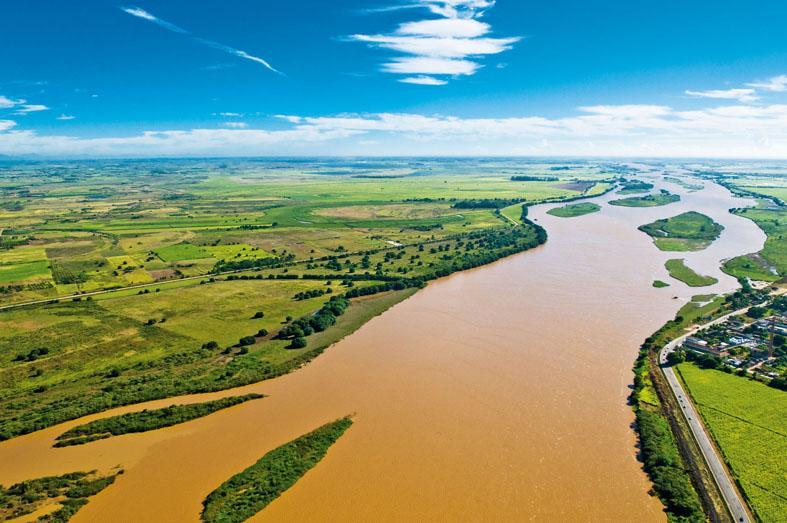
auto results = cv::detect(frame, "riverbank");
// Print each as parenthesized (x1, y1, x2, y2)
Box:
(0, 173, 767, 522)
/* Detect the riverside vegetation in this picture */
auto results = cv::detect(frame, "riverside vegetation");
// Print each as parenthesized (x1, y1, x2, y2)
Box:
(54, 394, 265, 446)
(0, 469, 121, 522)
(631, 285, 768, 522)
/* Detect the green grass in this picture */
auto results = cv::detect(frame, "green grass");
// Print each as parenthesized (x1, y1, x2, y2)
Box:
(154, 243, 211, 262)
(201, 417, 352, 522)
(722, 205, 785, 282)
(55, 394, 265, 446)
(546, 202, 601, 218)
(639, 211, 724, 251)
(609, 191, 680, 207)
(665, 259, 718, 287)
(652, 280, 670, 288)
(677, 364, 787, 522)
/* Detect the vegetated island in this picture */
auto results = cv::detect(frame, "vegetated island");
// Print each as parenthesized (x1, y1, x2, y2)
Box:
(546, 202, 601, 218)
(55, 394, 264, 447)
(201, 417, 353, 523)
(617, 179, 654, 194)
(652, 280, 670, 288)
(609, 190, 680, 207)
(0, 469, 121, 522)
(665, 259, 718, 287)
(638, 211, 724, 251)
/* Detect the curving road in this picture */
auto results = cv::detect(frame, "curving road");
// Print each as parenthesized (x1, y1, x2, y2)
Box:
(660, 306, 754, 523)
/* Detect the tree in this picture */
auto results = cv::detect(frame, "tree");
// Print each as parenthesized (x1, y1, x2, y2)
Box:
(290, 337, 307, 349)
(252, 311, 265, 319)
(238, 336, 256, 346)
(666, 350, 685, 366)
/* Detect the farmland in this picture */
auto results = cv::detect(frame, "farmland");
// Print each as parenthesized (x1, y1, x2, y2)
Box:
(0, 158, 614, 439)
(677, 364, 787, 522)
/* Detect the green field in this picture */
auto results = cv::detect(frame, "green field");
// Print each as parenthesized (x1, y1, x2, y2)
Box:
(665, 259, 718, 287)
(677, 364, 787, 522)
(639, 211, 724, 251)
(546, 202, 601, 218)
(609, 191, 680, 207)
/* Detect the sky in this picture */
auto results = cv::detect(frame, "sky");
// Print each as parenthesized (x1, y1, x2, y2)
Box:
(1, 0, 787, 158)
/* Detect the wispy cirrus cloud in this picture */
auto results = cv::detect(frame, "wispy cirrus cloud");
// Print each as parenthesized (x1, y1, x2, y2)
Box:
(120, 6, 282, 75)
(349, 0, 517, 85)
(0, 96, 22, 109)
(14, 104, 49, 115)
(685, 88, 759, 103)
(56, 114, 76, 121)
(0, 120, 16, 132)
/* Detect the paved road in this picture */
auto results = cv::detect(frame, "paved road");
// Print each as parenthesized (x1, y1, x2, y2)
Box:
(660, 307, 753, 523)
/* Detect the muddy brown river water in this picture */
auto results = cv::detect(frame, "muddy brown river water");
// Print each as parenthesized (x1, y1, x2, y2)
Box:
(0, 175, 766, 522)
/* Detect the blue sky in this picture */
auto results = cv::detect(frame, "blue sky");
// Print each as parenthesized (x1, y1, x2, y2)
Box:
(1, 0, 787, 157)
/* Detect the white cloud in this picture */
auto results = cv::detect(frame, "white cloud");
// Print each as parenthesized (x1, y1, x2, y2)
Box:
(121, 6, 188, 34)
(397, 18, 490, 38)
(56, 115, 76, 121)
(748, 74, 787, 93)
(217, 112, 243, 117)
(350, 0, 516, 85)
(383, 57, 479, 75)
(120, 6, 281, 74)
(685, 88, 759, 103)
(224, 122, 248, 128)
(400, 76, 448, 85)
(0, 96, 23, 109)
(2, 102, 786, 159)
(15, 104, 49, 114)
(0, 120, 16, 132)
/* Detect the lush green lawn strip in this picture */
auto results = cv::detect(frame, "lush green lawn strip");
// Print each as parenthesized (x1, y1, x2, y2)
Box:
(677, 364, 787, 522)
(201, 417, 352, 523)
(54, 394, 265, 447)
(665, 259, 718, 287)
(609, 191, 680, 207)
(639, 212, 724, 252)
(546, 202, 601, 218)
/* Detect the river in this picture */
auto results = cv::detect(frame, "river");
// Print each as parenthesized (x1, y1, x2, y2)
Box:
(0, 173, 766, 522)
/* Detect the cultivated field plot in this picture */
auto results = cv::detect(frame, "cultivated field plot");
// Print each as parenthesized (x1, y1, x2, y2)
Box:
(677, 364, 787, 522)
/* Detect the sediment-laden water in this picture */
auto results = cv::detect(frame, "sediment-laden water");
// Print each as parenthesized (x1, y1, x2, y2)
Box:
(0, 175, 765, 522)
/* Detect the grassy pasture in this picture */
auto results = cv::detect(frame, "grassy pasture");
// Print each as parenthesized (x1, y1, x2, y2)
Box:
(665, 259, 718, 287)
(723, 205, 785, 282)
(609, 192, 680, 207)
(547, 202, 601, 218)
(638, 211, 724, 251)
(677, 364, 787, 522)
